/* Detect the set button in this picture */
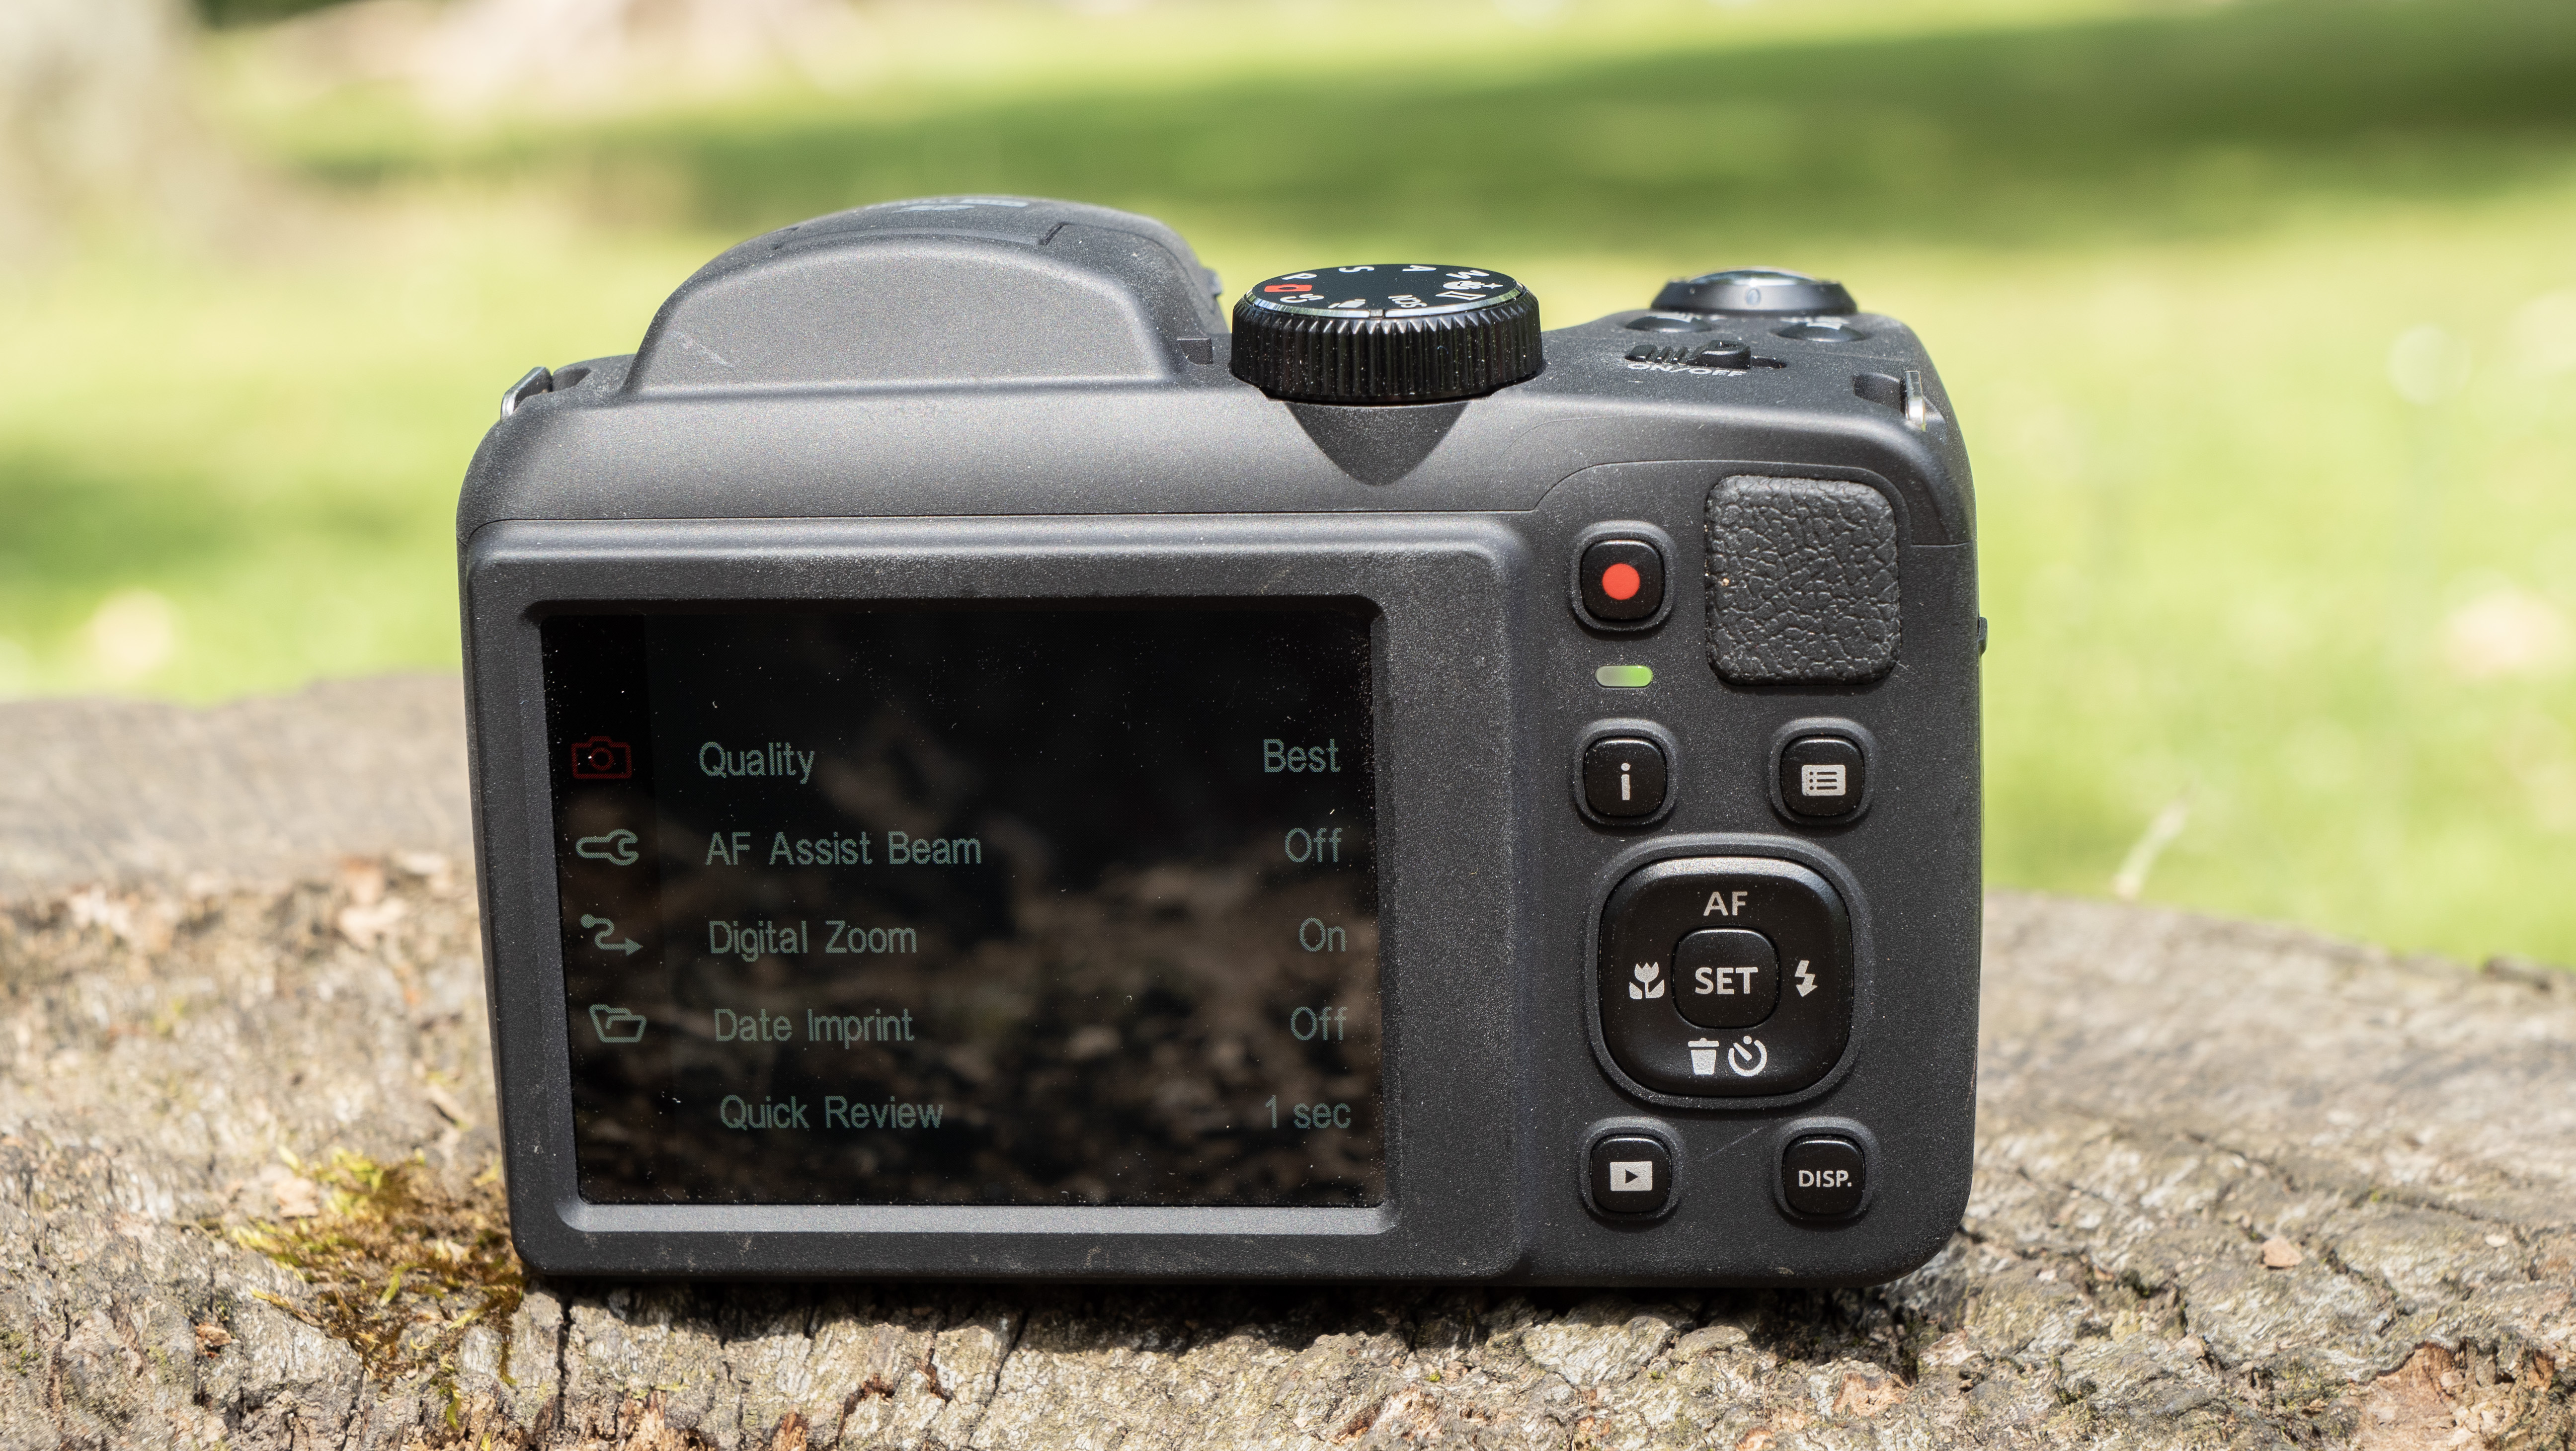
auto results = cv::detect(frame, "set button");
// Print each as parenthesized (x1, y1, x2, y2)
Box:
(1673, 928, 1779, 1029)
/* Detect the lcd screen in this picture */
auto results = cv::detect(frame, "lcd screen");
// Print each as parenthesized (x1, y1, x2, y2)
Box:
(539, 606, 1381, 1207)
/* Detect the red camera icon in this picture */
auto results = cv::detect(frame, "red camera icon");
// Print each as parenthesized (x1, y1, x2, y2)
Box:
(568, 735, 634, 780)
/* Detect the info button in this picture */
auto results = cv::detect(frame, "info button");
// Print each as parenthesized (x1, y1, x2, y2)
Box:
(1581, 736, 1668, 820)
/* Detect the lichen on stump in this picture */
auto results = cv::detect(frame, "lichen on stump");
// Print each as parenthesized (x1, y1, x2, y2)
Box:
(231, 1149, 524, 1392)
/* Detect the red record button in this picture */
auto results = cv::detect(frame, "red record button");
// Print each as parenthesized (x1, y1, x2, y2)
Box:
(1578, 539, 1665, 625)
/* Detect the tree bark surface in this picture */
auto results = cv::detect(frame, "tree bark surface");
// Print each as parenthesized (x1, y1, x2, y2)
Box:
(1, 676, 2568, 1450)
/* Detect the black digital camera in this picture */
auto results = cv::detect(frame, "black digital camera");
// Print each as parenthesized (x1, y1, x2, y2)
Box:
(460, 197, 1981, 1286)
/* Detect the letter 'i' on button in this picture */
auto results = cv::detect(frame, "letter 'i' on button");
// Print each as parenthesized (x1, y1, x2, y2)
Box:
(1582, 737, 1668, 819)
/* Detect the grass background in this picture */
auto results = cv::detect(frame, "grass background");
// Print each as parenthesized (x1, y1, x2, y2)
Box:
(4, 0, 2575, 963)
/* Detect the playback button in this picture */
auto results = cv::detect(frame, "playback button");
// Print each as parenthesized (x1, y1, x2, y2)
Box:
(1586, 1131, 1675, 1217)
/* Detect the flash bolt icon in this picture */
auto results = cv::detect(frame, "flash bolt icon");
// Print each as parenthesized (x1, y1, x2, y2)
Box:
(1794, 960, 1817, 997)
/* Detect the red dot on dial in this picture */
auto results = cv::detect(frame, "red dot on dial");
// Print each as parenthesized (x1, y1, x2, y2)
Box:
(1599, 561, 1643, 602)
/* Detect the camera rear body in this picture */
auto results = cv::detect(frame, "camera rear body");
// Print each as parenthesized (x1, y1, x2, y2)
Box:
(460, 197, 1980, 1286)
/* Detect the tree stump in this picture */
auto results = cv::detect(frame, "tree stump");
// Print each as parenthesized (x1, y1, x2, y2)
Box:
(1, 676, 2567, 1449)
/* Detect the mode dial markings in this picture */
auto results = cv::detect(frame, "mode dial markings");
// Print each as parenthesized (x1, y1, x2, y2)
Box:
(1245, 265, 1527, 319)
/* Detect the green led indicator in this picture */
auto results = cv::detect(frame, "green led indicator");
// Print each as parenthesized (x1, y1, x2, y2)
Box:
(1595, 664, 1654, 688)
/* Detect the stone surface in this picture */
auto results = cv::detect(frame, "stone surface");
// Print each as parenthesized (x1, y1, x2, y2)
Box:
(1, 678, 2570, 1449)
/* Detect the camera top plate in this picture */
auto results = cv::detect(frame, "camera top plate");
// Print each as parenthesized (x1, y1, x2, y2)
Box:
(460, 196, 1971, 545)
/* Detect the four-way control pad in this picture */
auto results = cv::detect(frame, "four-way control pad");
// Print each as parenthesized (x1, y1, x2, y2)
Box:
(1598, 857, 1853, 1098)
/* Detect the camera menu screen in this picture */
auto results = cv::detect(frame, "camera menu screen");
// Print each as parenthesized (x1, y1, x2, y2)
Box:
(540, 606, 1382, 1207)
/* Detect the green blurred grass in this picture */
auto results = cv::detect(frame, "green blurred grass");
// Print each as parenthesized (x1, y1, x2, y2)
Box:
(252, 0, 2576, 255)
(5, 0, 2576, 963)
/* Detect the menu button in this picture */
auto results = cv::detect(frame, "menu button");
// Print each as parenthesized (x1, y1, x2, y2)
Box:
(1777, 734, 1866, 819)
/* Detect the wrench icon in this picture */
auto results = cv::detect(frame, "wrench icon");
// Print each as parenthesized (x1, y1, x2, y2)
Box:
(575, 829, 639, 866)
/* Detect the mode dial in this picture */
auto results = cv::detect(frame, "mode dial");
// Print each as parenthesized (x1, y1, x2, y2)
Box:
(1230, 264, 1543, 404)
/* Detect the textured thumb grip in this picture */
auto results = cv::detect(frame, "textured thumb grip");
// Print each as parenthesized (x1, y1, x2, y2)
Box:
(1706, 476, 1901, 685)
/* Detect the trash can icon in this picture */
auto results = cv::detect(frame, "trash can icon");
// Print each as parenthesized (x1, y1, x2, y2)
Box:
(1688, 1039, 1721, 1075)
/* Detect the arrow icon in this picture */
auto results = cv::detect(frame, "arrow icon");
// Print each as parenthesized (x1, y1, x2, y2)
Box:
(580, 914, 643, 957)
(1794, 960, 1817, 997)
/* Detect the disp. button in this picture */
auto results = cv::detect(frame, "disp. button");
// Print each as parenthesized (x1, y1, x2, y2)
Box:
(1780, 1135, 1866, 1219)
